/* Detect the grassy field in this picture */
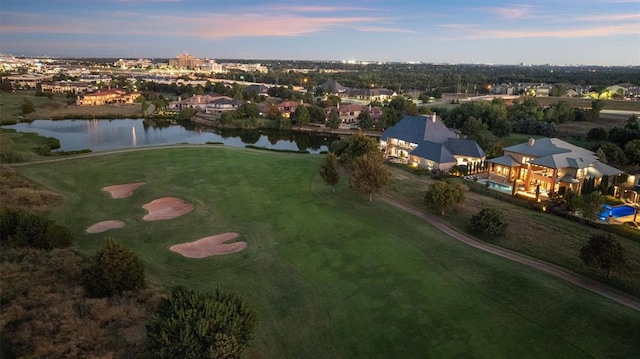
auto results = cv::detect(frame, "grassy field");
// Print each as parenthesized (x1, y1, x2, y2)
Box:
(11, 146, 640, 358)
(388, 168, 640, 297)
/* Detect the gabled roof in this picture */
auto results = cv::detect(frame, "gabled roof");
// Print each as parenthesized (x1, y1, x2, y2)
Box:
(244, 84, 269, 94)
(380, 116, 457, 144)
(587, 162, 625, 178)
(487, 155, 520, 167)
(321, 80, 348, 93)
(410, 142, 456, 164)
(504, 137, 593, 159)
(446, 138, 486, 158)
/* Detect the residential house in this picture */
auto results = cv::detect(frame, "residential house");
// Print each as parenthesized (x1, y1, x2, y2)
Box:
(244, 84, 270, 97)
(6, 74, 53, 88)
(203, 97, 242, 116)
(323, 104, 364, 124)
(321, 79, 397, 101)
(169, 94, 229, 111)
(380, 115, 486, 171)
(487, 137, 624, 196)
(41, 81, 94, 94)
(76, 89, 140, 106)
(277, 100, 302, 118)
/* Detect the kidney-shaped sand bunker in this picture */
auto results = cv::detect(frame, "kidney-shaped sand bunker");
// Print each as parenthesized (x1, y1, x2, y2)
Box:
(142, 197, 194, 221)
(170, 232, 247, 258)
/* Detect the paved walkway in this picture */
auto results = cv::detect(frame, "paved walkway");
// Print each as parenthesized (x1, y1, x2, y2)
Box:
(378, 192, 640, 312)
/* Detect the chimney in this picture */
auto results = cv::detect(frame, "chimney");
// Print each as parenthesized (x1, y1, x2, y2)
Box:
(528, 138, 535, 147)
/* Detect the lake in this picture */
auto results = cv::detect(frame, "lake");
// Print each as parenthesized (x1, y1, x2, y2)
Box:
(2, 119, 339, 154)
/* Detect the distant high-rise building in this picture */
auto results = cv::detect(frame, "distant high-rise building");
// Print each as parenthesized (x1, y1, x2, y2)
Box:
(169, 53, 201, 69)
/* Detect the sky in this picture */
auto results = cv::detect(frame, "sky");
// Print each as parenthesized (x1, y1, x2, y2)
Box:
(0, 0, 639, 66)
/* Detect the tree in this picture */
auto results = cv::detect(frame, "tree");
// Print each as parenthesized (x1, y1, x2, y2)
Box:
(470, 208, 509, 237)
(424, 181, 465, 215)
(21, 98, 35, 115)
(590, 100, 605, 121)
(580, 233, 626, 279)
(597, 142, 627, 165)
(340, 132, 379, 165)
(578, 191, 605, 221)
(319, 153, 340, 192)
(349, 151, 391, 202)
(266, 103, 281, 120)
(82, 237, 145, 297)
(293, 104, 310, 128)
(146, 286, 257, 359)
(624, 139, 640, 164)
(327, 108, 341, 129)
(625, 114, 639, 131)
(357, 109, 373, 129)
(586, 127, 608, 142)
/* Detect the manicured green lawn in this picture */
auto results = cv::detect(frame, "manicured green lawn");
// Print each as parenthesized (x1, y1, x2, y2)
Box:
(15, 147, 640, 358)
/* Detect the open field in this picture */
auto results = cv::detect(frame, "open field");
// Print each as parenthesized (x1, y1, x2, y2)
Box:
(11, 146, 640, 357)
(387, 168, 640, 297)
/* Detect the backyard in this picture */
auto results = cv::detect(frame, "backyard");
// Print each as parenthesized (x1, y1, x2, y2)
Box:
(9, 146, 640, 358)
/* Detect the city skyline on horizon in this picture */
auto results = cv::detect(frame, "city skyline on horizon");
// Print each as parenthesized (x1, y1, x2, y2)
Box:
(1, 0, 639, 66)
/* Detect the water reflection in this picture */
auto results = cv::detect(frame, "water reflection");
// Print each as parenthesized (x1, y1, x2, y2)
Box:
(2, 119, 338, 154)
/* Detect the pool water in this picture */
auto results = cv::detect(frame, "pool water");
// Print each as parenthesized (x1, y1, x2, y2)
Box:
(598, 205, 636, 220)
(482, 180, 513, 194)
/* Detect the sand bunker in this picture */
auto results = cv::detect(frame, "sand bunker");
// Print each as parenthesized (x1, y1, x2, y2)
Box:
(142, 197, 194, 221)
(103, 182, 146, 199)
(87, 220, 125, 234)
(170, 232, 247, 258)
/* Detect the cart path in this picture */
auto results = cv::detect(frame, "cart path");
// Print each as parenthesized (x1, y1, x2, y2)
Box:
(378, 192, 640, 312)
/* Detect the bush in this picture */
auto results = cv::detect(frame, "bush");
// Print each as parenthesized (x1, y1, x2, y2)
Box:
(580, 233, 627, 279)
(83, 238, 145, 298)
(470, 208, 509, 237)
(44, 221, 74, 248)
(147, 286, 257, 359)
(0, 209, 74, 249)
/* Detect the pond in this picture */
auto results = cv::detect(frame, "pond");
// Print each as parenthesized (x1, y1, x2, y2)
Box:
(2, 119, 339, 154)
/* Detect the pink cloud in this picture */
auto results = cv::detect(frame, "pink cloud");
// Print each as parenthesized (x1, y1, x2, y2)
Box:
(485, 5, 536, 19)
(355, 26, 418, 34)
(447, 23, 639, 40)
(0, 12, 396, 38)
(571, 13, 640, 21)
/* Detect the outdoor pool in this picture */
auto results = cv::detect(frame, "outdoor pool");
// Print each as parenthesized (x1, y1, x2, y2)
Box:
(598, 205, 636, 221)
(481, 180, 513, 194)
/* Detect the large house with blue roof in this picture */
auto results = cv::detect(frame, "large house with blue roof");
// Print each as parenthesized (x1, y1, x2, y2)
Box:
(379, 115, 486, 171)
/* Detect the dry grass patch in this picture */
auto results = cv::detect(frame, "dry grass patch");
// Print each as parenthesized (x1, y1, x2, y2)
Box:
(0, 165, 62, 213)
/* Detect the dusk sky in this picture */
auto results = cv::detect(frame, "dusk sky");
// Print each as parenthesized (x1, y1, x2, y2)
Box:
(1, 0, 639, 65)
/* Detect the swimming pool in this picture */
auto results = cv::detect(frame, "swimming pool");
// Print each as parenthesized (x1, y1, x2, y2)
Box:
(598, 205, 636, 221)
(482, 180, 513, 194)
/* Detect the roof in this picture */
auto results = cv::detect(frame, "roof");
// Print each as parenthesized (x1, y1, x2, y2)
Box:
(504, 137, 586, 158)
(587, 161, 625, 178)
(321, 80, 348, 93)
(380, 116, 457, 144)
(487, 155, 520, 167)
(347, 88, 395, 97)
(244, 84, 269, 94)
(410, 141, 457, 164)
(446, 138, 486, 158)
